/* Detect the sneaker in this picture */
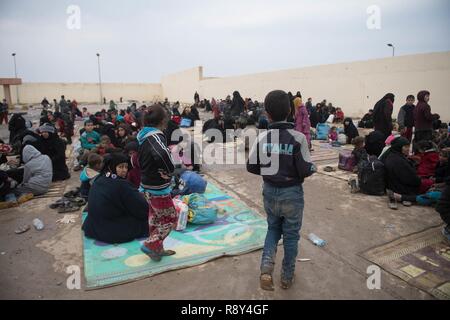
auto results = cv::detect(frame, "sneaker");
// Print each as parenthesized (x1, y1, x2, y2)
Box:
(260, 273, 274, 291)
(281, 276, 295, 289)
(402, 201, 413, 207)
(17, 193, 34, 204)
(442, 226, 450, 243)
(140, 245, 162, 262)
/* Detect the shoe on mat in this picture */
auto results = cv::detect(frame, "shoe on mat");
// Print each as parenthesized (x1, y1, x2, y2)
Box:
(402, 201, 413, 207)
(260, 274, 274, 291)
(140, 245, 162, 262)
(64, 188, 80, 199)
(160, 250, 176, 256)
(49, 197, 70, 209)
(324, 166, 335, 172)
(17, 193, 34, 204)
(69, 197, 86, 206)
(281, 277, 295, 290)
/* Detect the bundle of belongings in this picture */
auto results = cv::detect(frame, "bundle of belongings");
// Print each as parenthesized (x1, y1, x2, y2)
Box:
(170, 169, 218, 231)
(49, 187, 87, 213)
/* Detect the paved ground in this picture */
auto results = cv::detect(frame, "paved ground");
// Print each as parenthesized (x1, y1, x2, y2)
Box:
(0, 105, 444, 299)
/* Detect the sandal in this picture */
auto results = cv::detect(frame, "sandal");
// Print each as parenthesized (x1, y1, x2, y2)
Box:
(49, 198, 70, 209)
(324, 166, 335, 172)
(15, 224, 30, 234)
(70, 197, 86, 206)
(160, 250, 176, 256)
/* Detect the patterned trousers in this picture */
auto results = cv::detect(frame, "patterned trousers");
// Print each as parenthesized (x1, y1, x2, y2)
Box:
(143, 193, 177, 252)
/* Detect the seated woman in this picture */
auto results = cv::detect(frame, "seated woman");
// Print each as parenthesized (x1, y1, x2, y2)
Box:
(12, 145, 53, 199)
(82, 153, 149, 244)
(38, 123, 71, 181)
(181, 106, 195, 126)
(381, 137, 436, 208)
(343, 118, 359, 144)
(359, 110, 374, 128)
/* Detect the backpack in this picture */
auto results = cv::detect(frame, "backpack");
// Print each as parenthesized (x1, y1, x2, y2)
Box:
(338, 150, 356, 171)
(357, 155, 386, 196)
(316, 123, 330, 140)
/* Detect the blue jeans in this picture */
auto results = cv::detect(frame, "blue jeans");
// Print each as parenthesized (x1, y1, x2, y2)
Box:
(260, 183, 304, 280)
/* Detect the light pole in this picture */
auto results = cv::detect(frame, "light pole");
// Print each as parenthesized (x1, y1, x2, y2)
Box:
(96, 53, 103, 105)
(12, 53, 19, 105)
(387, 43, 395, 57)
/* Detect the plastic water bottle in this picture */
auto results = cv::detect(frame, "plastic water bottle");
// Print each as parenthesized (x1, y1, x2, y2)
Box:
(33, 218, 44, 231)
(308, 233, 326, 247)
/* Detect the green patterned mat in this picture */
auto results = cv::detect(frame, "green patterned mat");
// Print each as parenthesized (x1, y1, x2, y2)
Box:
(83, 183, 267, 289)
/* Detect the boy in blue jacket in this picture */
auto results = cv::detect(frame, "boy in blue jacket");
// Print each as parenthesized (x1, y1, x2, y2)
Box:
(80, 120, 101, 151)
(247, 90, 316, 291)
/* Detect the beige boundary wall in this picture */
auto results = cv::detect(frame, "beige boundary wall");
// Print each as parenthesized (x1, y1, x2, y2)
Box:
(2, 83, 162, 105)
(2, 51, 449, 120)
(168, 51, 450, 120)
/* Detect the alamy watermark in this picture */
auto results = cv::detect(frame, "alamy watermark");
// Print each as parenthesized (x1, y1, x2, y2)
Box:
(66, 5, 81, 30)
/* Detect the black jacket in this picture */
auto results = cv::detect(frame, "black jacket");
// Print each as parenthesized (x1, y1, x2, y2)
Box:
(138, 129, 175, 191)
(383, 150, 421, 195)
(247, 122, 314, 187)
(83, 175, 149, 244)
(436, 179, 450, 223)
(39, 133, 70, 181)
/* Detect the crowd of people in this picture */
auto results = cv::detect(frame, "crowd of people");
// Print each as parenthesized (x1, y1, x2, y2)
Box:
(0, 87, 448, 292)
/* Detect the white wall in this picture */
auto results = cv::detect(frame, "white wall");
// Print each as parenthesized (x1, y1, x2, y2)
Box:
(2, 82, 162, 104)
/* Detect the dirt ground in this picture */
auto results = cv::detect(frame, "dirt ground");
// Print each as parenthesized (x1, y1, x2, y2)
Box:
(0, 105, 444, 300)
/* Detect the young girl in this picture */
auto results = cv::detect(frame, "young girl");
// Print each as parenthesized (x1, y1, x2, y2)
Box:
(328, 126, 338, 142)
(137, 105, 176, 261)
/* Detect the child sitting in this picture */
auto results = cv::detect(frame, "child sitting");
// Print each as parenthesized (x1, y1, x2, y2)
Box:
(415, 141, 440, 178)
(328, 126, 338, 142)
(80, 153, 103, 200)
(94, 135, 116, 156)
(351, 136, 368, 173)
(124, 141, 140, 188)
(334, 107, 344, 123)
(80, 120, 101, 151)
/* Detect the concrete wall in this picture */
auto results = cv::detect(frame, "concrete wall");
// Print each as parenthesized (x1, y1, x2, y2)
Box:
(163, 52, 450, 120)
(1, 82, 162, 104)
(161, 66, 203, 104)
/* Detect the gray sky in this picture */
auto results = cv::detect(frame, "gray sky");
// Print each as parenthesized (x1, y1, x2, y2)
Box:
(0, 0, 449, 83)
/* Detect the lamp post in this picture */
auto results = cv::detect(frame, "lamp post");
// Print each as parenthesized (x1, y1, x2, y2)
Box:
(12, 53, 19, 105)
(96, 53, 103, 105)
(387, 43, 395, 57)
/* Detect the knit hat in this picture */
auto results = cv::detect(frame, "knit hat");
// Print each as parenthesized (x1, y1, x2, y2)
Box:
(39, 123, 56, 134)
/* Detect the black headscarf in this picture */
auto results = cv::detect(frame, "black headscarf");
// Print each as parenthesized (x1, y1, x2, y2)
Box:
(379, 137, 410, 163)
(231, 91, 245, 116)
(102, 153, 130, 175)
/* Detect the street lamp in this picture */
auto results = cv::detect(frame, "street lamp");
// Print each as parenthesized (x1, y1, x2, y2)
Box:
(387, 43, 395, 57)
(12, 53, 19, 105)
(96, 53, 103, 105)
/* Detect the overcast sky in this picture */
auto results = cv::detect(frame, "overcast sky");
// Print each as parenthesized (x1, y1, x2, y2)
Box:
(0, 0, 449, 83)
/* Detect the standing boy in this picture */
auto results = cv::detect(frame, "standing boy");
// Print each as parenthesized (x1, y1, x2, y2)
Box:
(397, 95, 415, 142)
(247, 90, 316, 291)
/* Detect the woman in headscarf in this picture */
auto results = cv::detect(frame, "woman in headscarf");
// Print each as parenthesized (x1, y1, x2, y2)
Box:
(293, 97, 311, 148)
(373, 93, 395, 139)
(309, 104, 321, 128)
(413, 90, 434, 144)
(343, 117, 359, 144)
(230, 91, 245, 117)
(82, 153, 149, 244)
(381, 137, 436, 208)
(38, 123, 70, 181)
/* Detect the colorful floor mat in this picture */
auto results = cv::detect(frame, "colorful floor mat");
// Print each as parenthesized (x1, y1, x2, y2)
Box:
(83, 182, 267, 289)
(361, 226, 450, 300)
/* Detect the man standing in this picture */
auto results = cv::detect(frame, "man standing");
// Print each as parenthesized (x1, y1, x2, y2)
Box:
(194, 91, 200, 103)
(414, 90, 434, 144)
(397, 95, 415, 142)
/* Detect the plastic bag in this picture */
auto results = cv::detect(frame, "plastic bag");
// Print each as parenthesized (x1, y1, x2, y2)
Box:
(173, 198, 189, 231)
(182, 193, 218, 225)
